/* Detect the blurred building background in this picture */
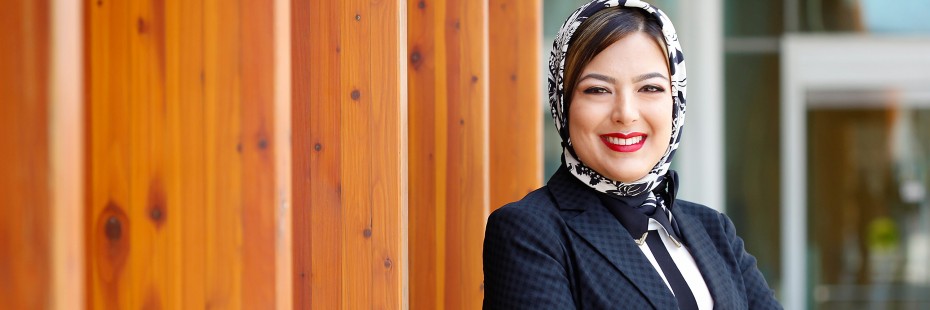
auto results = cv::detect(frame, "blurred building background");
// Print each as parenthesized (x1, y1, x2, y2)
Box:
(2, 0, 929, 309)
(541, 0, 930, 309)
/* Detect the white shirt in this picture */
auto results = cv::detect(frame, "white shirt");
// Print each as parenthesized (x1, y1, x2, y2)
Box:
(637, 218, 714, 310)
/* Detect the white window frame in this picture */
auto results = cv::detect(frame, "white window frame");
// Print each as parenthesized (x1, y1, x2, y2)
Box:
(781, 34, 930, 310)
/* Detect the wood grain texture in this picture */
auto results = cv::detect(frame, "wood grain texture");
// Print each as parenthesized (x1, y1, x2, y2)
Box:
(86, 0, 278, 307)
(408, 0, 490, 308)
(369, 0, 407, 307)
(294, 0, 344, 308)
(86, 0, 132, 307)
(240, 0, 277, 308)
(443, 1, 489, 308)
(290, 0, 312, 306)
(127, 0, 178, 308)
(167, 0, 206, 307)
(292, 0, 406, 308)
(0, 0, 51, 308)
(341, 0, 375, 308)
(203, 0, 243, 307)
(488, 0, 543, 211)
(407, 0, 445, 308)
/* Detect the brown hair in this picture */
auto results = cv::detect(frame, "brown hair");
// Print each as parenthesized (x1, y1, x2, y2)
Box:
(563, 7, 666, 107)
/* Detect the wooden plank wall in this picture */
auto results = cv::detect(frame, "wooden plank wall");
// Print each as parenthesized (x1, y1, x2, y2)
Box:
(292, 0, 407, 308)
(85, 0, 278, 308)
(408, 0, 540, 308)
(2, 0, 538, 308)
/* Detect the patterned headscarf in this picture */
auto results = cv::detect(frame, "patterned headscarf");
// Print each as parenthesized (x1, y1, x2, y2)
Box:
(549, 0, 687, 197)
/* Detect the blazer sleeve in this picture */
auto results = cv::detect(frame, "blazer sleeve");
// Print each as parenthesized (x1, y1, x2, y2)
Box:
(719, 212, 783, 309)
(483, 205, 575, 309)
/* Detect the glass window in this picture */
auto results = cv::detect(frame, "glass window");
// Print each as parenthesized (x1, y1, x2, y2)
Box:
(724, 53, 782, 289)
(807, 89, 930, 308)
(799, 0, 930, 33)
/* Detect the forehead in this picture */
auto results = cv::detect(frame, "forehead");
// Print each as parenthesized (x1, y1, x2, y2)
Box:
(581, 32, 669, 76)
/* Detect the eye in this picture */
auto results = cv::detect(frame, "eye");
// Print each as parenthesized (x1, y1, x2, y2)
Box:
(640, 85, 666, 93)
(583, 87, 611, 94)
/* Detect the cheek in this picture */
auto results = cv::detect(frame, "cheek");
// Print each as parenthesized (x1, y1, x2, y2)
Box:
(567, 105, 591, 140)
(649, 103, 674, 134)
(567, 106, 598, 157)
(568, 101, 608, 133)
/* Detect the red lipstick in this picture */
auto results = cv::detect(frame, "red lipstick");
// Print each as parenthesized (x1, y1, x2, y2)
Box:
(599, 132, 646, 152)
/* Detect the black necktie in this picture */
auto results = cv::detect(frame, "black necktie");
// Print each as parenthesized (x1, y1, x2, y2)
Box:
(639, 194, 698, 310)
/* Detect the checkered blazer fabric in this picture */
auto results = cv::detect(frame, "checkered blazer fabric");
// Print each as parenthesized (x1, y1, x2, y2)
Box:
(483, 167, 782, 309)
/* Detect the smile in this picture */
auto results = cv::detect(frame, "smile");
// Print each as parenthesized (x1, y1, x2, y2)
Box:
(600, 133, 646, 152)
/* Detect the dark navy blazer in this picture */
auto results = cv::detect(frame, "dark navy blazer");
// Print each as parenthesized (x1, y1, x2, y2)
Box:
(483, 167, 782, 309)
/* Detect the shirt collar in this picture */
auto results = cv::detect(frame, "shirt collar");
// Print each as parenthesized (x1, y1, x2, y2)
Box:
(597, 190, 683, 248)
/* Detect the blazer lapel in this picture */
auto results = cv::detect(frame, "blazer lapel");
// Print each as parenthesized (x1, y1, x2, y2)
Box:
(673, 206, 740, 309)
(548, 167, 677, 309)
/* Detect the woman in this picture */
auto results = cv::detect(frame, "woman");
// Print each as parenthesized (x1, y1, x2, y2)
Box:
(482, 1, 781, 309)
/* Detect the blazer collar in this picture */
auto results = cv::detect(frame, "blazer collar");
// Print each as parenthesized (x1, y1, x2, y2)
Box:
(548, 167, 678, 309)
(597, 193, 650, 240)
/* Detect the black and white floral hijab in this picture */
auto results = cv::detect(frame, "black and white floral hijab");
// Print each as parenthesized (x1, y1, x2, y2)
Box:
(549, 0, 686, 197)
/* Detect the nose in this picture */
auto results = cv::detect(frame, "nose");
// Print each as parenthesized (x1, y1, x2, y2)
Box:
(611, 91, 638, 125)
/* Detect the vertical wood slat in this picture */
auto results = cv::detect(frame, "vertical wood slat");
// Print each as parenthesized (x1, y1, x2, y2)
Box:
(127, 0, 177, 307)
(240, 0, 277, 308)
(293, 0, 406, 308)
(168, 0, 206, 308)
(407, 0, 445, 307)
(488, 0, 542, 210)
(408, 0, 490, 308)
(294, 0, 343, 308)
(370, 0, 407, 307)
(203, 0, 244, 307)
(443, 1, 489, 308)
(341, 0, 374, 308)
(0, 0, 51, 309)
(86, 0, 132, 307)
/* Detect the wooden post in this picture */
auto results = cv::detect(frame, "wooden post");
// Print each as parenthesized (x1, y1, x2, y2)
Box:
(488, 0, 543, 211)
(408, 0, 492, 308)
(292, 0, 407, 308)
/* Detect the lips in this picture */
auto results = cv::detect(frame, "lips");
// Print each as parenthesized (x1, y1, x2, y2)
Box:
(600, 132, 646, 152)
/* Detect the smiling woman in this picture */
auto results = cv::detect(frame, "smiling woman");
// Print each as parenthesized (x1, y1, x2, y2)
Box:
(568, 31, 672, 183)
(482, 1, 782, 309)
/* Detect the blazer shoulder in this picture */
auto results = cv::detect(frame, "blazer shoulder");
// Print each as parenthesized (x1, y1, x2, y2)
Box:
(674, 201, 783, 308)
(493, 186, 561, 216)
(484, 187, 578, 309)
(489, 186, 562, 230)
(675, 199, 726, 224)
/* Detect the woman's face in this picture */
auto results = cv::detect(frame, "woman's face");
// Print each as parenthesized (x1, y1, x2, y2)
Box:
(568, 32, 672, 183)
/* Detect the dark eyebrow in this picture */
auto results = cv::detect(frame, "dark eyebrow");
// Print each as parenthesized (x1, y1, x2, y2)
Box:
(633, 72, 668, 83)
(577, 73, 616, 84)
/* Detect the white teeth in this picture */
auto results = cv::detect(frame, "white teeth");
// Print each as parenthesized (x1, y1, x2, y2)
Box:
(606, 136, 643, 146)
